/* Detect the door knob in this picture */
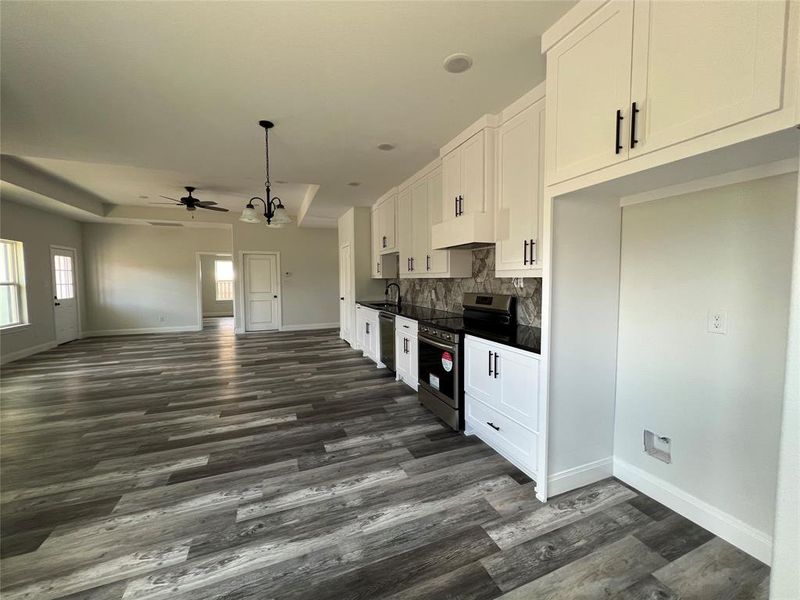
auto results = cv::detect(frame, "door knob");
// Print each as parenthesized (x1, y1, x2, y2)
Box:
(273, 295, 278, 298)
(54, 302, 61, 306)
(340, 297, 344, 300)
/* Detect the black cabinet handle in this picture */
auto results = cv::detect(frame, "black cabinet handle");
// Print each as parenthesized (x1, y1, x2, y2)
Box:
(615, 109, 624, 154)
(494, 352, 499, 378)
(524, 240, 529, 265)
(382, 236, 387, 248)
(377, 261, 380, 273)
(487, 422, 500, 431)
(366, 322, 370, 334)
(530, 239, 536, 264)
(426, 255, 430, 271)
(630, 102, 639, 148)
(455, 196, 459, 217)
(488, 351, 493, 376)
(458, 195, 464, 216)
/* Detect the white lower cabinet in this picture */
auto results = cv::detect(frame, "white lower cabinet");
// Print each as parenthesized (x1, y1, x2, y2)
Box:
(356, 305, 380, 363)
(395, 316, 418, 390)
(464, 335, 542, 482)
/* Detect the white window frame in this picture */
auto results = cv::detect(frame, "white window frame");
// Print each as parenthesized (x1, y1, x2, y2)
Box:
(0, 239, 29, 330)
(214, 259, 234, 302)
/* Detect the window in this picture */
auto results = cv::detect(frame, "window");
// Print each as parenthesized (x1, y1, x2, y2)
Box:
(53, 254, 75, 300)
(215, 259, 234, 301)
(0, 239, 28, 329)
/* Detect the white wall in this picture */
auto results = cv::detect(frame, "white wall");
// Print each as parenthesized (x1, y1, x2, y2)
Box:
(231, 222, 339, 331)
(0, 200, 85, 362)
(82, 223, 232, 333)
(547, 194, 621, 492)
(769, 164, 800, 600)
(200, 253, 233, 317)
(614, 173, 796, 561)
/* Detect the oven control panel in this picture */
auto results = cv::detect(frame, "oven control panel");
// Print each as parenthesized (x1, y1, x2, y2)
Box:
(420, 325, 457, 343)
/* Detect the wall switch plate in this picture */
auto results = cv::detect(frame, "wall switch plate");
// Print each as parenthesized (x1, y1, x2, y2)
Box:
(707, 310, 727, 335)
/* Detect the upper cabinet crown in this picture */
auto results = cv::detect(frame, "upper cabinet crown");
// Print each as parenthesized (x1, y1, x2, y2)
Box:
(432, 115, 499, 250)
(544, 0, 799, 189)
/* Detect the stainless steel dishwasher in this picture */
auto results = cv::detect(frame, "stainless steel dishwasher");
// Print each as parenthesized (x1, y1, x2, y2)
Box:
(378, 311, 396, 372)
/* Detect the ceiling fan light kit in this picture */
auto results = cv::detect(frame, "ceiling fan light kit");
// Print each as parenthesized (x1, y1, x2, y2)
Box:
(240, 120, 293, 227)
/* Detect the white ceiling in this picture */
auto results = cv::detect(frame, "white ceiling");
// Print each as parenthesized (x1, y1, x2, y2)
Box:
(1, 1, 573, 225)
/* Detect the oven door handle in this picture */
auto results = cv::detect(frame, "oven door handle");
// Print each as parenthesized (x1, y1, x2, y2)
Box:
(419, 335, 457, 353)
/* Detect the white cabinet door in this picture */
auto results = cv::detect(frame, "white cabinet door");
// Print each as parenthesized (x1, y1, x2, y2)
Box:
(410, 178, 428, 275)
(407, 334, 418, 387)
(396, 330, 410, 381)
(545, 0, 634, 184)
(397, 187, 413, 276)
(380, 194, 397, 253)
(629, 0, 788, 158)
(426, 168, 449, 275)
(441, 147, 462, 222)
(459, 132, 486, 216)
(370, 209, 381, 278)
(362, 311, 379, 361)
(464, 336, 500, 406)
(355, 304, 366, 350)
(339, 245, 352, 342)
(495, 99, 545, 274)
(496, 348, 540, 432)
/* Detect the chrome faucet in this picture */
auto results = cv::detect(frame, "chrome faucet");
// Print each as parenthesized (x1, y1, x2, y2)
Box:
(385, 282, 401, 309)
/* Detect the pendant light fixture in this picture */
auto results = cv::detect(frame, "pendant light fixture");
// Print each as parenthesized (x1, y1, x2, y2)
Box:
(240, 120, 292, 227)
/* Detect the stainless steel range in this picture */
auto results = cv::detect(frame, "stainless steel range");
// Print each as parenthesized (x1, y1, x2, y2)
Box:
(417, 293, 516, 431)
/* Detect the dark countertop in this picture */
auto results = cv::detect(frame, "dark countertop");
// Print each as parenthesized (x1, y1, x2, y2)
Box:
(357, 300, 541, 355)
(356, 301, 458, 322)
(463, 324, 542, 355)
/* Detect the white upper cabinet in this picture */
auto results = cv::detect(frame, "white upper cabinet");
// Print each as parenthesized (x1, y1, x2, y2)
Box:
(397, 160, 472, 278)
(628, 0, 789, 158)
(495, 91, 546, 277)
(545, 0, 634, 184)
(397, 186, 413, 275)
(432, 117, 498, 250)
(372, 188, 397, 255)
(543, 0, 798, 189)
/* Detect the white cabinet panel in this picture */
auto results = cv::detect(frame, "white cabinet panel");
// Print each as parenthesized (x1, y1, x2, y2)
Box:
(411, 178, 429, 274)
(545, 0, 634, 183)
(629, 0, 788, 157)
(370, 209, 381, 278)
(395, 316, 418, 390)
(495, 348, 541, 432)
(464, 336, 500, 406)
(460, 132, 486, 216)
(397, 187, 413, 276)
(495, 98, 545, 275)
(467, 394, 538, 477)
(380, 194, 396, 253)
(442, 149, 462, 222)
(426, 168, 450, 275)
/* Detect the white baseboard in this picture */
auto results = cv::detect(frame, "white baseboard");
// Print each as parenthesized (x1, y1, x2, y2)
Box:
(279, 322, 338, 332)
(83, 325, 202, 337)
(547, 457, 614, 497)
(0, 340, 58, 364)
(613, 457, 773, 564)
(202, 312, 233, 318)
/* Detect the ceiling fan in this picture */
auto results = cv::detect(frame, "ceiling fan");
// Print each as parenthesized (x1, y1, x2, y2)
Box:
(151, 186, 229, 212)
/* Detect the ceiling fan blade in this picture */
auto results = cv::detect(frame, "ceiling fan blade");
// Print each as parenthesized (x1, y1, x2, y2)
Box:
(195, 201, 218, 206)
(198, 205, 229, 212)
(150, 201, 182, 205)
(160, 195, 179, 201)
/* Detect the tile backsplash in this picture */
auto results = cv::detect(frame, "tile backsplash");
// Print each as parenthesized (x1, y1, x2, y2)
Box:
(390, 247, 542, 327)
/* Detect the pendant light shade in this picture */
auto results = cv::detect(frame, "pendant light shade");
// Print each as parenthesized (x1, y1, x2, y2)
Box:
(239, 205, 259, 223)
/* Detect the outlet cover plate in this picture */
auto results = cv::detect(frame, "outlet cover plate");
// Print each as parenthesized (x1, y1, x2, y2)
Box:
(707, 310, 728, 335)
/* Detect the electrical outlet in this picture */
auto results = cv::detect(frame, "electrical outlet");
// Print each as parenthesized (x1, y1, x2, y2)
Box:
(707, 310, 727, 335)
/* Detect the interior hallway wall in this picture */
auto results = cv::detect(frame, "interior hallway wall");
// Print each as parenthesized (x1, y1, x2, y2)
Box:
(614, 173, 797, 559)
(200, 253, 233, 317)
(82, 223, 232, 333)
(0, 200, 85, 362)
(231, 223, 339, 330)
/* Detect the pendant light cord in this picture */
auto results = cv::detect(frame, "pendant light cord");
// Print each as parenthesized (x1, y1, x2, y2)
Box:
(264, 126, 271, 194)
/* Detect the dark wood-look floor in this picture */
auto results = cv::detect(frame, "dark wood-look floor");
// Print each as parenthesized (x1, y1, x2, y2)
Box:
(0, 317, 769, 599)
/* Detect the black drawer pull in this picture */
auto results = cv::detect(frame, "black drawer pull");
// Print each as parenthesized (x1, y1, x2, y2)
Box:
(488, 351, 493, 376)
(487, 422, 500, 431)
(426, 254, 431, 271)
(615, 109, 624, 154)
(630, 101, 640, 148)
(455, 196, 459, 217)
(494, 352, 499, 378)
(524, 240, 529, 265)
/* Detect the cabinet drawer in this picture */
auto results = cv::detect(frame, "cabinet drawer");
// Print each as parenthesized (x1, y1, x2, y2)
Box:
(395, 316, 417, 336)
(467, 394, 537, 474)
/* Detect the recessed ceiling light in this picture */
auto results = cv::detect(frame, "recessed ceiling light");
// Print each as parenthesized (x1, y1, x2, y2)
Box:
(377, 144, 395, 151)
(348, 182, 361, 187)
(443, 53, 473, 74)
(275, 180, 288, 184)
(138, 195, 149, 199)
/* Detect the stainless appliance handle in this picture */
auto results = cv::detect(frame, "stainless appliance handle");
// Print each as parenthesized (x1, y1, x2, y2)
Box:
(419, 334, 457, 353)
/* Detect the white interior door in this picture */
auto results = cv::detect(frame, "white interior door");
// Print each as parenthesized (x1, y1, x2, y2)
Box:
(243, 253, 280, 331)
(339, 244, 352, 342)
(51, 247, 79, 344)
